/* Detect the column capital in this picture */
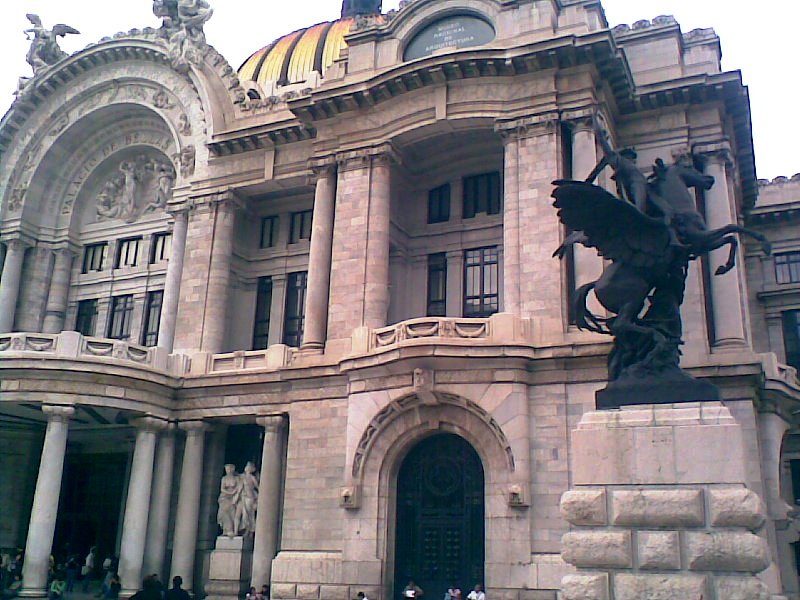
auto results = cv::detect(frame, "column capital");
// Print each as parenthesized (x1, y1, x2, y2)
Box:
(560, 106, 599, 132)
(335, 142, 400, 172)
(41, 405, 75, 423)
(308, 155, 338, 178)
(130, 416, 170, 432)
(257, 415, 286, 433)
(694, 142, 734, 168)
(178, 420, 210, 434)
(2, 237, 32, 253)
(494, 111, 560, 140)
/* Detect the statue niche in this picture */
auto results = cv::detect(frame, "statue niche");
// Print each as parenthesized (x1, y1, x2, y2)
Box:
(96, 155, 176, 223)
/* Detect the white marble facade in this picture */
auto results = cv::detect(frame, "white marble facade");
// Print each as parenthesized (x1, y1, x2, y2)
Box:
(1, 1, 800, 599)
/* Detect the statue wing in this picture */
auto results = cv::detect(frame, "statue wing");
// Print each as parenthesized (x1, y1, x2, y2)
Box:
(552, 180, 671, 268)
(53, 24, 81, 36)
(26, 14, 43, 27)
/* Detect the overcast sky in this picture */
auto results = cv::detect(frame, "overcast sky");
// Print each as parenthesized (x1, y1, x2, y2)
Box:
(0, 1, 796, 182)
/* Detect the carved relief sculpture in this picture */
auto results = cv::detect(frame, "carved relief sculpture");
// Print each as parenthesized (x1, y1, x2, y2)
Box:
(95, 156, 176, 223)
(217, 464, 243, 538)
(154, 0, 213, 73)
(24, 14, 80, 75)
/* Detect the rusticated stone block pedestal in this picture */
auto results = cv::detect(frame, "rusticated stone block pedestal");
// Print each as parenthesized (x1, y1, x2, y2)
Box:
(205, 536, 253, 600)
(559, 402, 775, 600)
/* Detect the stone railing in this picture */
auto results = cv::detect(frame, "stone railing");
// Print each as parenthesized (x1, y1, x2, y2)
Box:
(0, 331, 188, 375)
(194, 344, 297, 375)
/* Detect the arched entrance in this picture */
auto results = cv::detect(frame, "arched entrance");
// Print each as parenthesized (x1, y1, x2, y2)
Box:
(394, 433, 484, 599)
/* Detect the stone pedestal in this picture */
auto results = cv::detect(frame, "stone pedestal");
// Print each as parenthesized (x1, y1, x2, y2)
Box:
(205, 536, 253, 600)
(560, 402, 775, 600)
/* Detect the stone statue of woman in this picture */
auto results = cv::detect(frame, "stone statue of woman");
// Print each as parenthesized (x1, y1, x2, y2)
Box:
(239, 461, 259, 534)
(217, 464, 243, 537)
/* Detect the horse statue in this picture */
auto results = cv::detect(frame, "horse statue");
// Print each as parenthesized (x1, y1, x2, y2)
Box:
(552, 117, 770, 408)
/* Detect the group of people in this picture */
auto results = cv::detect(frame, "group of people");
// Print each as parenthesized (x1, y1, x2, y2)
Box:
(244, 584, 269, 600)
(0, 550, 24, 597)
(129, 575, 190, 600)
(402, 581, 485, 600)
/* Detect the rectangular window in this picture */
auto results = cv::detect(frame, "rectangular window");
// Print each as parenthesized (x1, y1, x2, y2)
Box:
(784, 310, 800, 371)
(116, 237, 142, 268)
(791, 459, 800, 505)
(252, 276, 273, 350)
(463, 246, 499, 317)
(463, 172, 501, 219)
(107, 294, 134, 340)
(141, 290, 163, 347)
(289, 210, 312, 244)
(427, 253, 447, 316)
(75, 299, 98, 337)
(427, 184, 451, 224)
(81, 243, 108, 274)
(260, 216, 279, 248)
(150, 233, 172, 264)
(283, 271, 307, 347)
(776, 252, 800, 284)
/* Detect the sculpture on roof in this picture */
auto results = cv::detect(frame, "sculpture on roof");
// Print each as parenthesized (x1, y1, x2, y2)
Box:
(552, 114, 771, 409)
(341, 0, 382, 18)
(23, 14, 80, 75)
(153, 0, 213, 73)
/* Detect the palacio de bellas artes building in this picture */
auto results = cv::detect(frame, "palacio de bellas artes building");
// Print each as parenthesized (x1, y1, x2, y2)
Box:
(7, 0, 800, 598)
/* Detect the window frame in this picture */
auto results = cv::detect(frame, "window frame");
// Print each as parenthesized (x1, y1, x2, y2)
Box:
(252, 276, 273, 350)
(463, 246, 499, 318)
(150, 232, 172, 264)
(289, 210, 313, 244)
(81, 242, 108, 274)
(462, 171, 501, 219)
(427, 183, 451, 224)
(775, 251, 800, 284)
(426, 252, 448, 316)
(107, 294, 134, 340)
(141, 290, 164, 347)
(115, 237, 142, 269)
(75, 299, 98, 337)
(283, 271, 308, 347)
(260, 215, 280, 249)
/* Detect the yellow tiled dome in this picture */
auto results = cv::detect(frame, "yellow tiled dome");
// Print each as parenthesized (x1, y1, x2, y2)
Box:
(238, 17, 360, 88)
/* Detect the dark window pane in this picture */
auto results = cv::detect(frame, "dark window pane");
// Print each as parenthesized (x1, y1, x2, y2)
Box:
(82, 243, 108, 273)
(283, 271, 307, 347)
(141, 290, 163, 346)
(791, 459, 800, 505)
(463, 172, 501, 219)
(150, 233, 172, 264)
(75, 299, 98, 336)
(108, 295, 134, 340)
(463, 246, 499, 317)
(427, 253, 447, 316)
(776, 252, 800, 284)
(260, 216, 279, 248)
(783, 310, 800, 371)
(115, 237, 142, 268)
(289, 211, 312, 244)
(252, 276, 273, 350)
(427, 184, 451, 224)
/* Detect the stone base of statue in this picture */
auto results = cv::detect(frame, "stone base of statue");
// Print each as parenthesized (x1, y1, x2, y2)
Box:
(559, 401, 774, 599)
(595, 369, 721, 409)
(205, 535, 253, 600)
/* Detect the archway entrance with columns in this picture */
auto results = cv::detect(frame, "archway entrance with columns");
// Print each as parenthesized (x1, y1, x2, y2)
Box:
(394, 433, 485, 600)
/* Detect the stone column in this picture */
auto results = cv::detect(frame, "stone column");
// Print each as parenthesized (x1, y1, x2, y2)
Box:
(0, 240, 28, 333)
(18, 406, 74, 599)
(301, 164, 337, 350)
(42, 248, 75, 334)
(251, 416, 286, 588)
(170, 421, 209, 591)
(203, 199, 237, 354)
(158, 209, 189, 352)
(363, 153, 392, 329)
(702, 150, 747, 348)
(500, 131, 521, 314)
(119, 417, 164, 597)
(142, 424, 177, 579)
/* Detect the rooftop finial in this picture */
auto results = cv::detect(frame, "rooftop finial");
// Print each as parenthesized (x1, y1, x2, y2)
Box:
(341, 0, 382, 18)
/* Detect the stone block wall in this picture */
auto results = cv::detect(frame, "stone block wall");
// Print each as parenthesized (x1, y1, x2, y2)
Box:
(560, 486, 772, 599)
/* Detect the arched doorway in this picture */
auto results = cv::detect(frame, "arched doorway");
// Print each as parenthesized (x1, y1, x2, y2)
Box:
(394, 433, 484, 599)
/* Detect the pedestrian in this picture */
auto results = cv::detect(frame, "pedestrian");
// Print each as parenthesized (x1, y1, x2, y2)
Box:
(82, 547, 97, 593)
(49, 570, 66, 600)
(65, 556, 79, 593)
(104, 574, 121, 600)
(356, 592, 369, 600)
(245, 587, 257, 600)
(149, 575, 164, 599)
(402, 581, 423, 599)
(445, 585, 462, 600)
(130, 577, 162, 600)
(163, 576, 189, 600)
(260, 585, 268, 600)
(466, 585, 484, 600)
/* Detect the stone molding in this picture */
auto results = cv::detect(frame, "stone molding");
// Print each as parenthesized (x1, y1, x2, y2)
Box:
(257, 415, 287, 433)
(495, 111, 560, 139)
(129, 415, 170, 432)
(335, 142, 400, 172)
(178, 420, 210, 434)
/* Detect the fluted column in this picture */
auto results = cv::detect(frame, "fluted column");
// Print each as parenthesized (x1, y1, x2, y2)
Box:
(251, 416, 287, 588)
(0, 239, 28, 333)
(703, 150, 747, 348)
(142, 424, 177, 579)
(42, 248, 75, 334)
(119, 417, 165, 597)
(158, 210, 189, 352)
(570, 118, 605, 313)
(363, 153, 392, 328)
(170, 421, 209, 591)
(19, 406, 74, 599)
(301, 164, 337, 350)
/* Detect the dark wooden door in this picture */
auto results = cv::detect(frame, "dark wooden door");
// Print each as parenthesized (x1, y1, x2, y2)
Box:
(395, 434, 484, 600)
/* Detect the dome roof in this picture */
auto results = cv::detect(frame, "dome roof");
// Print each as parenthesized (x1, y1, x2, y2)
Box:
(238, 18, 357, 89)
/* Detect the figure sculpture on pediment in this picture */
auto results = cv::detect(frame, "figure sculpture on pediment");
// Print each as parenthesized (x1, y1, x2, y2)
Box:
(144, 162, 176, 213)
(238, 461, 259, 535)
(24, 14, 80, 75)
(118, 161, 140, 222)
(96, 178, 124, 220)
(154, 0, 213, 73)
(217, 464, 243, 538)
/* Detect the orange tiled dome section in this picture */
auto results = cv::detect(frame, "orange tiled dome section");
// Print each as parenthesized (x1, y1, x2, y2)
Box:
(239, 17, 374, 88)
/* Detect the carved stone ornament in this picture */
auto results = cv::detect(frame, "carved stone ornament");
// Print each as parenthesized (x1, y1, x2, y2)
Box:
(178, 113, 192, 136)
(95, 155, 176, 223)
(176, 145, 196, 178)
(152, 88, 175, 109)
(154, 0, 213, 74)
(23, 14, 80, 75)
(216, 462, 258, 538)
(8, 187, 26, 212)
